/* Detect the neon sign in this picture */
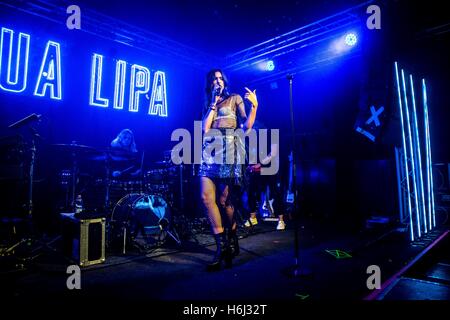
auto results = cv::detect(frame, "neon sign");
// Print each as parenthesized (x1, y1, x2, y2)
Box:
(34, 41, 62, 100)
(128, 64, 150, 112)
(0, 28, 30, 93)
(0, 27, 168, 116)
(89, 53, 108, 107)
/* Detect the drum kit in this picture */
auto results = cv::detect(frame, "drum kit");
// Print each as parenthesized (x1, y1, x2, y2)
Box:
(1, 113, 187, 261)
(51, 143, 185, 252)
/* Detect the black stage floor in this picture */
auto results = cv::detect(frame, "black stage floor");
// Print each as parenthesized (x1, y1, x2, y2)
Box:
(1, 215, 449, 319)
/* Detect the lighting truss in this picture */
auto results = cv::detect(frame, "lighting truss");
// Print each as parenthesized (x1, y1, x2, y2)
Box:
(243, 49, 362, 87)
(0, 0, 220, 69)
(223, 0, 373, 80)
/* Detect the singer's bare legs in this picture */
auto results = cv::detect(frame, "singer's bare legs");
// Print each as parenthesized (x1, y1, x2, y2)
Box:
(201, 177, 223, 234)
(201, 177, 236, 234)
(218, 185, 236, 231)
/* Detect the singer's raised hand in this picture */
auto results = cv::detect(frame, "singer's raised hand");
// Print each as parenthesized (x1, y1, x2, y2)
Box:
(244, 87, 258, 108)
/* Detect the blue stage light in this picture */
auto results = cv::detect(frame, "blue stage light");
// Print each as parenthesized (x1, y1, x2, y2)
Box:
(331, 32, 358, 54)
(266, 60, 275, 71)
(401, 68, 421, 239)
(395, 62, 414, 241)
(345, 33, 357, 46)
(422, 79, 435, 228)
(410, 74, 428, 233)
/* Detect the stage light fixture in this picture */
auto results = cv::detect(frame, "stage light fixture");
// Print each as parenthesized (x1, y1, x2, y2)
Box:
(266, 60, 275, 71)
(344, 32, 357, 46)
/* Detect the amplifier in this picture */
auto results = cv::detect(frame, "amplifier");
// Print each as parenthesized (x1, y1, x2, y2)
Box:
(60, 213, 106, 267)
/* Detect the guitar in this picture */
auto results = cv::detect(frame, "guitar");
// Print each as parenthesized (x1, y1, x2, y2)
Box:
(247, 164, 275, 218)
(285, 151, 294, 204)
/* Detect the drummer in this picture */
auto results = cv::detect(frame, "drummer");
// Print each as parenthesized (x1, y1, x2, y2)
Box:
(110, 129, 142, 178)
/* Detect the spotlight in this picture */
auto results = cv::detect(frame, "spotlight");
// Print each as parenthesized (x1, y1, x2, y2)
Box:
(331, 32, 358, 54)
(345, 33, 357, 46)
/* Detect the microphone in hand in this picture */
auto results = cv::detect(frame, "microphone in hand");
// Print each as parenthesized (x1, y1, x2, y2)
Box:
(213, 84, 222, 97)
(211, 85, 222, 105)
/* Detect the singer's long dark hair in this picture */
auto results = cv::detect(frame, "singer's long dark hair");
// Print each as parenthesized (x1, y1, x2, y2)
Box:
(203, 69, 230, 115)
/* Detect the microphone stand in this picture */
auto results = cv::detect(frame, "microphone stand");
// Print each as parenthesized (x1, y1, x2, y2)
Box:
(2, 114, 61, 266)
(27, 127, 38, 216)
(7, 114, 43, 217)
(284, 74, 311, 278)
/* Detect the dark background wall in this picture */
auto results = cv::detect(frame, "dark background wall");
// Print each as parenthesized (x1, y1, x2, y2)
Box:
(1, 1, 449, 233)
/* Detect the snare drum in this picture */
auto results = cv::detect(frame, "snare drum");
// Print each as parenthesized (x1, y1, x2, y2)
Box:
(144, 169, 169, 194)
(110, 179, 143, 193)
(144, 169, 167, 183)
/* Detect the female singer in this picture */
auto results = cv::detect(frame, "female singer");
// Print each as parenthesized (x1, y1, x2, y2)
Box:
(199, 69, 258, 270)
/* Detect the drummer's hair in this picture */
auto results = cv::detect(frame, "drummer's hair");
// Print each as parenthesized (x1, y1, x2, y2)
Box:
(111, 129, 137, 152)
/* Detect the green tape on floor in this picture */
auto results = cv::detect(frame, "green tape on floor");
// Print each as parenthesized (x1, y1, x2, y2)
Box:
(295, 293, 310, 300)
(325, 249, 352, 259)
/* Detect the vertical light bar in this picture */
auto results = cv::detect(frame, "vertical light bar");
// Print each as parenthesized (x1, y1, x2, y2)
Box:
(401, 69, 421, 238)
(422, 79, 435, 228)
(410, 75, 427, 233)
(422, 79, 432, 229)
(395, 62, 414, 241)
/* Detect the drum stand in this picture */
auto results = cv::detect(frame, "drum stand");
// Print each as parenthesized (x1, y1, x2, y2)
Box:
(1, 117, 61, 267)
(70, 144, 79, 211)
(171, 164, 197, 243)
(115, 221, 181, 255)
(104, 156, 111, 211)
(158, 218, 181, 246)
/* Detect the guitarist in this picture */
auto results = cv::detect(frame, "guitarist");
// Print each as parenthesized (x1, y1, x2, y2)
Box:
(244, 124, 285, 230)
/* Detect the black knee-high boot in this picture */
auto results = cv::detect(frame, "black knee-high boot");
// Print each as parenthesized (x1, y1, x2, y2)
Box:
(228, 228, 240, 257)
(206, 232, 232, 271)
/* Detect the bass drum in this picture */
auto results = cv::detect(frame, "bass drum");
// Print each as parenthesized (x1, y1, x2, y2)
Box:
(108, 193, 171, 252)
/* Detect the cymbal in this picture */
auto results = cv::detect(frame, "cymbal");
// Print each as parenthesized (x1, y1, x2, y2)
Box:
(90, 154, 133, 161)
(97, 148, 137, 155)
(155, 160, 173, 165)
(51, 143, 98, 153)
(90, 148, 138, 161)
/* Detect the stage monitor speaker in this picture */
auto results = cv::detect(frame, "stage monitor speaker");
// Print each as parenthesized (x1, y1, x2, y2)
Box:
(60, 213, 106, 267)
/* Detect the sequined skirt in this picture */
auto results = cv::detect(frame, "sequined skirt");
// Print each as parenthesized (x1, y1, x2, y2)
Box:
(197, 128, 245, 184)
